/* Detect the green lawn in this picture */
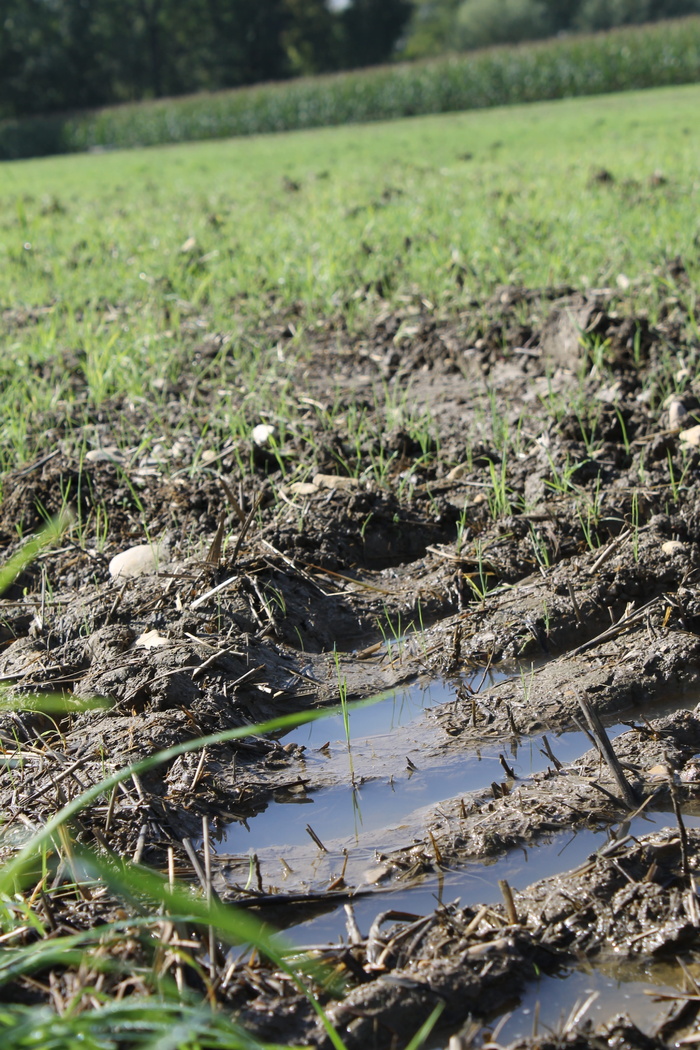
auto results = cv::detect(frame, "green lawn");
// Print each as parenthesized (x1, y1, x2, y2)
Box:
(0, 82, 699, 473)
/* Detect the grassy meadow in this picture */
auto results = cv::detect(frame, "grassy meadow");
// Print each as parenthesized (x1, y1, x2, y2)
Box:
(1, 82, 699, 483)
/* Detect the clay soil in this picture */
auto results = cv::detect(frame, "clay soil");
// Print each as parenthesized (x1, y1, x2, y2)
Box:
(4, 283, 700, 1047)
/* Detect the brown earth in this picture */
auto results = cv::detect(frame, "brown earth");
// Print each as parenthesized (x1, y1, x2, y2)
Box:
(3, 282, 700, 1046)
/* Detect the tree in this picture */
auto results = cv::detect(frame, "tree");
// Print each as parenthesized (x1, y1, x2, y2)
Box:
(0, 0, 299, 117)
(574, 0, 700, 30)
(339, 0, 412, 67)
(282, 0, 341, 75)
(400, 0, 462, 59)
(454, 0, 551, 50)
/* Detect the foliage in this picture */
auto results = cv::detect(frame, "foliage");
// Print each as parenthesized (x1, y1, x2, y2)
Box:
(575, 0, 700, 31)
(0, 80, 699, 480)
(3, 16, 700, 160)
(455, 0, 550, 50)
(0, 0, 410, 120)
(404, 0, 700, 57)
(402, 0, 461, 59)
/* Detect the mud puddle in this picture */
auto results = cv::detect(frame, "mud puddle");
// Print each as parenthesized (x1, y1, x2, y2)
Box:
(210, 673, 700, 918)
(474, 964, 686, 1046)
(216, 672, 699, 856)
(279, 807, 700, 946)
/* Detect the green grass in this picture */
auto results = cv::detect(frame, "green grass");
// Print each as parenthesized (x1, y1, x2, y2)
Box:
(3, 17, 700, 161)
(0, 81, 698, 486)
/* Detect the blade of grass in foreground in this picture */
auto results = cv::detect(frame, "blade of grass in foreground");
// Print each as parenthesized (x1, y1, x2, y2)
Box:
(77, 850, 346, 1046)
(0, 529, 445, 1049)
(0, 698, 389, 1050)
(0, 514, 70, 596)
(0, 911, 298, 1048)
(73, 849, 444, 1050)
(0, 1000, 290, 1049)
(0, 684, 398, 896)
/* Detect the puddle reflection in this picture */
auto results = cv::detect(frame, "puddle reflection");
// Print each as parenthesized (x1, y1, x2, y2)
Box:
(214, 668, 700, 863)
(211, 663, 700, 1045)
(282, 809, 700, 947)
(469, 966, 684, 1047)
(221, 723, 594, 851)
(212, 669, 700, 949)
(287, 670, 508, 751)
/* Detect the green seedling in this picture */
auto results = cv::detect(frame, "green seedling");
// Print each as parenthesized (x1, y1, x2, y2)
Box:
(520, 664, 536, 705)
(463, 540, 495, 603)
(487, 453, 512, 519)
(529, 524, 551, 570)
(333, 645, 355, 787)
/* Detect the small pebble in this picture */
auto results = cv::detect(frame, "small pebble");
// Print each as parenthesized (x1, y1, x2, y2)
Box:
(289, 481, 319, 496)
(252, 423, 277, 446)
(109, 544, 162, 579)
(134, 630, 169, 648)
(85, 447, 123, 464)
(680, 424, 700, 447)
(668, 399, 688, 430)
(313, 473, 361, 491)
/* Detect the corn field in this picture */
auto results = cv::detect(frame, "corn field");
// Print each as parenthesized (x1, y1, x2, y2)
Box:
(2, 16, 700, 160)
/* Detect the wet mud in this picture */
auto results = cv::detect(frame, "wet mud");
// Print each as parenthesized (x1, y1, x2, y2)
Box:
(4, 282, 700, 1045)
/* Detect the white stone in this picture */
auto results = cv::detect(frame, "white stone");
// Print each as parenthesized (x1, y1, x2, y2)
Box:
(252, 424, 277, 446)
(668, 400, 688, 430)
(313, 473, 361, 491)
(109, 544, 162, 579)
(85, 447, 123, 464)
(134, 630, 169, 648)
(680, 424, 700, 447)
(289, 482, 319, 496)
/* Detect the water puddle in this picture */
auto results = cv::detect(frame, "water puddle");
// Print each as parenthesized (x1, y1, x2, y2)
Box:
(211, 663, 700, 1042)
(223, 724, 595, 859)
(288, 668, 509, 752)
(215, 668, 696, 862)
(477, 964, 686, 1046)
(209, 665, 700, 965)
(282, 809, 700, 947)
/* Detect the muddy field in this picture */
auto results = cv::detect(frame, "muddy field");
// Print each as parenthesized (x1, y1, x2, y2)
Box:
(4, 283, 700, 1047)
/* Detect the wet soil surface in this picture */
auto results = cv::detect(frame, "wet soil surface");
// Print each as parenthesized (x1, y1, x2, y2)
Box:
(5, 283, 700, 1045)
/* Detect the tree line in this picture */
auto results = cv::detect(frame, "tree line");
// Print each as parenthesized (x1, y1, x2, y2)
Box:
(2, 0, 700, 120)
(0, 0, 411, 118)
(406, 0, 700, 58)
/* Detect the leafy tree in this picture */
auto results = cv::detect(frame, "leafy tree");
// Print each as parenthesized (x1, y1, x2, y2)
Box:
(540, 0, 583, 33)
(339, 0, 412, 67)
(400, 0, 700, 57)
(454, 0, 550, 50)
(400, 0, 462, 59)
(574, 0, 700, 30)
(282, 0, 341, 75)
